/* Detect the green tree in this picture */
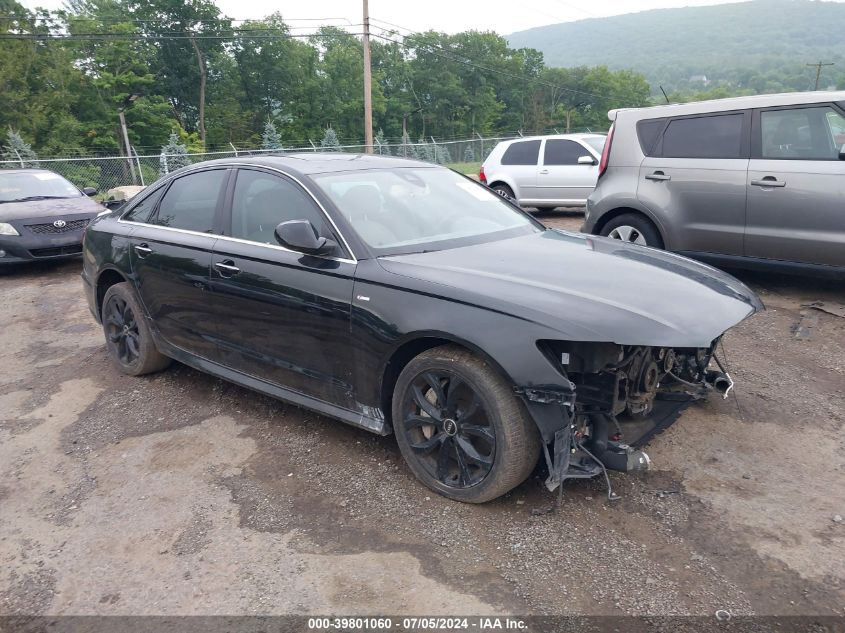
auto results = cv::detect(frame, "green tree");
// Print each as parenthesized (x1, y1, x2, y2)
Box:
(320, 127, 340, 152)
(262, 121, 283, 150)
(2, 128, 38, 167)
(159, 132, 189, 175)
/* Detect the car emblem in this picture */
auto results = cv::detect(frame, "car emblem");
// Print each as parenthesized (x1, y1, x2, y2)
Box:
(53, 220, 67, 228)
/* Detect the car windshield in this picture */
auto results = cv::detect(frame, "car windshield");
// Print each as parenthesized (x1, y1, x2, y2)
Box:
(312, 167, 542, 255)
(0, 171, 81, 203)
(583, 136, 606, 155)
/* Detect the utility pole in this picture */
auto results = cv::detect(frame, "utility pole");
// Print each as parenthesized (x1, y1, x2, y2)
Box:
(362, 0, 374, 154)
(807, 61, 834, 91)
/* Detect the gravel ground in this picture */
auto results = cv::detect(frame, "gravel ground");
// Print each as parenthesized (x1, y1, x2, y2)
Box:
(1, 211, 843, 619)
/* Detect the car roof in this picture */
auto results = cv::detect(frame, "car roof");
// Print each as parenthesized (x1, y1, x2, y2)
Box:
(180, 152, 440, 177)
(609, 90, 845, 121)
(499, 133, 606, 144)
(0, 168, 59, 175)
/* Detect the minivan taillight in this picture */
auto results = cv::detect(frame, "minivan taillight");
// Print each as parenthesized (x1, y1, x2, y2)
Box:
(598, 122, 614, 180)
(479, 166, 487, 184)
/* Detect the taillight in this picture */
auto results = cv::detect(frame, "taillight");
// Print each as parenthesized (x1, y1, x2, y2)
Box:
(598, 123, 614, 180)
(479, 166, 487, 184)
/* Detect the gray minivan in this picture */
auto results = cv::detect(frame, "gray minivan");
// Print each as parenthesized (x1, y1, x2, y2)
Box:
(583, 91, 845, 276)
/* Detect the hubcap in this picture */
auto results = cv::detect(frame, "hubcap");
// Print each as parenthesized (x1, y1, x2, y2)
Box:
(104, 296, 140, 365)
(608, 225, 647, 245)
(401, 371, 495, 489)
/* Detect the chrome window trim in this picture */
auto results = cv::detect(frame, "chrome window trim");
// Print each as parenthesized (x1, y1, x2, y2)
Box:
(117, 162, 358, 264)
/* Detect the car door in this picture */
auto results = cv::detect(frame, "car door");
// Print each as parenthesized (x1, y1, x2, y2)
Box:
(499, 140, 541, 205)
(536, 139, 598, 205)
(126, 168, 229, 360)
(208, 167, 357, 408)
(745, 104, 845, 266)
(637, 111, 750, 255)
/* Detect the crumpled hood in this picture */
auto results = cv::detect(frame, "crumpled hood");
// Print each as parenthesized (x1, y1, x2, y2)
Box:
(0, 196, 103, 223)
(378, 230, 763, 347)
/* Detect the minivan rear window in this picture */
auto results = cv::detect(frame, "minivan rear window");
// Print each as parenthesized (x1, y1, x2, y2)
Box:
(661, 113, 744, 159)
(501, 140, 541, 165)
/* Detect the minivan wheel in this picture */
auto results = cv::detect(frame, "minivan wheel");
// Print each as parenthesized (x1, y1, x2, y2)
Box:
(392, 345, 540, 503)
(101, 282, 171, 376)
(600, 213, 663, 248)
(491, 183, 515, 202)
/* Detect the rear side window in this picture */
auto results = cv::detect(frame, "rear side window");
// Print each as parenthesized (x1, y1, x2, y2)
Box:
(661, 113, 744, 159)
(543, 139, 587, 165)
(637, 119, 665, 156)
(501, 140, 541, 165)
(153, 169, 227, 233)
(123, 187, 164, 223)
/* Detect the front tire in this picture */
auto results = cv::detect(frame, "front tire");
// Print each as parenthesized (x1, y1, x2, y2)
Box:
(600, 213, 664, 248)
(101, 282, 171, 376)
(392, 346, 540, 503)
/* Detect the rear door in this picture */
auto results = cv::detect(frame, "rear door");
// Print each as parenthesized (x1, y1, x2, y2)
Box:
(637, 111, 750, 255)
(127, 168, 228, 360)
(536, 138, 598, 205)
(208, 167, 357, 408)
(745, 104, 845, 266)
(499, 140, 541, 205)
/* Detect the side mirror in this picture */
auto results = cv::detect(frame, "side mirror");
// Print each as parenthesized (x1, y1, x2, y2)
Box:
(82, 186, 98, 196)
(275, 219, 338, 256)
(577, 155, 597, 165)
(104, 199, 125, 210)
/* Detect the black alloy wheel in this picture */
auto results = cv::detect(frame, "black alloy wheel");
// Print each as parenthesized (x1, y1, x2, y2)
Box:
(104, 294, 141, 365)
(400, 370, 495, 489)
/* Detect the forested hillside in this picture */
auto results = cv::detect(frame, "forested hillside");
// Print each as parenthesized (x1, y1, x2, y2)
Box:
(0, 0, 649, 157)
(507, 0, 845, 97)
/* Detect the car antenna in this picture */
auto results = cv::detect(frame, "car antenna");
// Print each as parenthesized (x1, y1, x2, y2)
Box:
(659, 86, 671, 104)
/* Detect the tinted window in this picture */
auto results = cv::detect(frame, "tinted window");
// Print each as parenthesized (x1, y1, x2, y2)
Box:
(501, 140, 541, 165)
(761, 106, 845, 160)
(543, 140, 587, 165)
(230, 169, 329, 244)
(661, 114, 744, 158)
(153, 170, 226, 233)
(123, 187, 164, 223)
(637, 119, 665, 156)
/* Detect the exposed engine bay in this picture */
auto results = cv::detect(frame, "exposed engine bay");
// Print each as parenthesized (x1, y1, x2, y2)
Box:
(526, 339, 734, 495)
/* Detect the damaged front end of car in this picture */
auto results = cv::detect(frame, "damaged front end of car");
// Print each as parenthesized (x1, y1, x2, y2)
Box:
(516, 339, 734, 496)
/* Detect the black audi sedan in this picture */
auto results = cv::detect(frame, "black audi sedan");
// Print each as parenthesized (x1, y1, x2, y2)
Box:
(82, 154, 763, 503)
(0, 169, 104, 264)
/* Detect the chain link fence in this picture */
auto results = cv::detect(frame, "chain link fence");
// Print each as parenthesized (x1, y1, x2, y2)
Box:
(0, 136, 520, 195)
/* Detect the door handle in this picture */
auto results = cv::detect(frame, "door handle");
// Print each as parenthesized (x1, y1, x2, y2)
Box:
(750, 177, 786, 188)
(134, 243, 152, 257)
(214, 260, 240, 276)
(645, 171, 671, 181)
(539, 169, 549, 174)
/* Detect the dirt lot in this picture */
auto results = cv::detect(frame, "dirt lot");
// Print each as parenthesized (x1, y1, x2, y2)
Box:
(1, 211, 844, 620)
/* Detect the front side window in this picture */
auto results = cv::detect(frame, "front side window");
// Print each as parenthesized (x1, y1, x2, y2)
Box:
(230, 169, 329, 244)
(153, 169, 227, 233)
(543, 140, 587, 166)
(661, 113, 744, 159)
(501, 140, 541, 165)
(761, 106, 845, 160)
(123, 187, 164, 223)
(313, 167, 540, 254)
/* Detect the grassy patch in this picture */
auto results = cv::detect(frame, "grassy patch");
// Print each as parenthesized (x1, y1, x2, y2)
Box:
(446, 162, 481, 175)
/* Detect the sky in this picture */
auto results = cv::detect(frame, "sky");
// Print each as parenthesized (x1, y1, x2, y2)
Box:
(18, 0, 807, 34)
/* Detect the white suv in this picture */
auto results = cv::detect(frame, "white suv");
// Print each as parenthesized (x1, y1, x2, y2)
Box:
(480, 134, 606, 210)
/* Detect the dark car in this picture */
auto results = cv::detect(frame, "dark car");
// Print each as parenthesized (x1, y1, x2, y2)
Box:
(82, 154, 763, 503)
(0, 168, 104, 264)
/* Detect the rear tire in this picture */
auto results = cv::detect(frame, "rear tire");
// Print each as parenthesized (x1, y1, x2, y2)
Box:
(101, 282, 171, 376)
(392, 345, 541, 503)
(600, 213, 664, 248)
(534, 206, 557, 213)
(490, 183, 515, 202)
